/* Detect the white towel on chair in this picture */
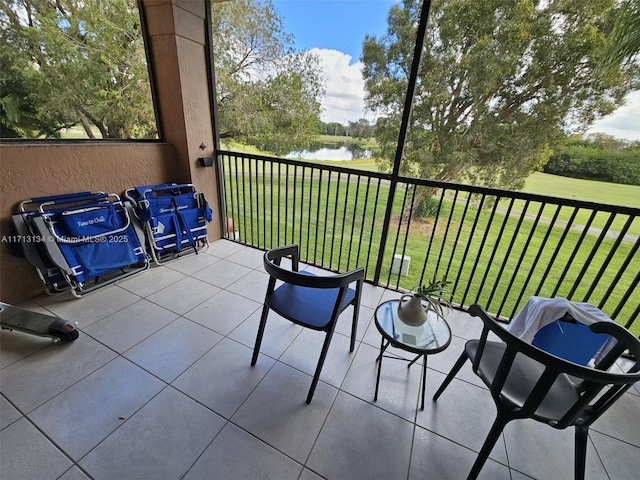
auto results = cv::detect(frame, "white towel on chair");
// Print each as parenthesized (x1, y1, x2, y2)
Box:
(507, 296, 612, 344)
(507, 296, 615, 365)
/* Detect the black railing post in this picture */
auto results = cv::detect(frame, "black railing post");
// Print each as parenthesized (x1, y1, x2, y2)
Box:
(204, 0, 226, 236)
(215, 155, 228, 238)
(373, 0, 433, 284)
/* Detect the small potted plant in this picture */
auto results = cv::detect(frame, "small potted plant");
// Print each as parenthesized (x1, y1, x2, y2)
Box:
(397, 278, 452, 326)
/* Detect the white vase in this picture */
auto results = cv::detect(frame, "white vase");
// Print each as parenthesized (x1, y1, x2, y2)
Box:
(397, 294, 429, 326)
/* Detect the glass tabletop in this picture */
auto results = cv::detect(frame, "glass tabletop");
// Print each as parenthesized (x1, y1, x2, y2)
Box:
(375, 299, 452, 354)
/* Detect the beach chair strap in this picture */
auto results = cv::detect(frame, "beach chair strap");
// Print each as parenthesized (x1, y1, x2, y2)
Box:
(171, 198, 195, 250)
(138, 200, 152, 223)
(204, 201, 213, 223)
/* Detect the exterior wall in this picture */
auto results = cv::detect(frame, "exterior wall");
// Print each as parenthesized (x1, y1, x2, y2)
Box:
(0, 142, 177, 303)
(0, 0, 223, 304)
(144, 0, 221, 240)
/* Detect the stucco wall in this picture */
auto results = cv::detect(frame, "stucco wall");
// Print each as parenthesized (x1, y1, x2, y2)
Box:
(0, 142, 178, 303)
(144, 0, 222, 244)
(0, 0, 224, 304)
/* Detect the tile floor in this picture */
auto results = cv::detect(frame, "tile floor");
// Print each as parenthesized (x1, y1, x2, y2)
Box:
(1, 239, 639, 480)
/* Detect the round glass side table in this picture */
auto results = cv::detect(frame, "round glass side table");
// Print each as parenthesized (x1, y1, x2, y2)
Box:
(374, 299, 452, 410)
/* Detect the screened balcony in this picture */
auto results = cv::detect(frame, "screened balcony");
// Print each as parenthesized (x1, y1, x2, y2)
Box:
(1, 1, 639, 479)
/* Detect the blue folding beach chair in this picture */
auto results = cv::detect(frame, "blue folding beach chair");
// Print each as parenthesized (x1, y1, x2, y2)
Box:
(14, 191, 149, 297)
(12, 207, 70, 295)
(125, 183, 213, 264)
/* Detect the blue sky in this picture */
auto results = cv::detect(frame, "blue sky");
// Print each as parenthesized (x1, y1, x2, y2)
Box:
(272, 0, 396, 124)
(273, 0, 395, 63)
(271, 0, 638, 140)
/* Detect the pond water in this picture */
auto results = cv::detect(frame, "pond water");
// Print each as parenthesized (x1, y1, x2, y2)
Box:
(287, 141, 373, 161)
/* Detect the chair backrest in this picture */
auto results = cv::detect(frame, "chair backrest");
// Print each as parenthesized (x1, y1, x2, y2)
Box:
(469, 304, 640, 429)
(263, 244, 364, 289)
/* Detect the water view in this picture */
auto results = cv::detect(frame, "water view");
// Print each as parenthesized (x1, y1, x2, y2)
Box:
(287, 141, 373, 161)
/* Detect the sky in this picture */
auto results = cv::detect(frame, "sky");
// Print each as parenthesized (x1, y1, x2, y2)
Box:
(271, 0, 639, 141)
(273, 0, 394, 124)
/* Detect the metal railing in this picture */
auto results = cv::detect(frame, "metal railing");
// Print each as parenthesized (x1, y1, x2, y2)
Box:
(217, 149, 640, 329)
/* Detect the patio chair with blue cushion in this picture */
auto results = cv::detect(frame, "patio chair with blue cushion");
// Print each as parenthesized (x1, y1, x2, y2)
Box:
(433, 304, 640, 480)
(251, 244, 365, 404)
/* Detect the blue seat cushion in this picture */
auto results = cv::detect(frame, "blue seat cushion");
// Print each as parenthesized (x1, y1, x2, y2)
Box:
(267, 273, 356, 329)
(532, 319, 610, 365)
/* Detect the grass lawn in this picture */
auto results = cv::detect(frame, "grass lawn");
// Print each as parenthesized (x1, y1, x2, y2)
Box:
(221, 138, 640, 209)
(220, 142, 640, 242)
(524, 172, 640, 209)
(220, 159, 639, 335)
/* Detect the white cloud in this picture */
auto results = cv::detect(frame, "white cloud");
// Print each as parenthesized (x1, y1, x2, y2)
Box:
(312, 46, 640, 141)
(311, 48, 371, 124)
(587, 90, 640, 141)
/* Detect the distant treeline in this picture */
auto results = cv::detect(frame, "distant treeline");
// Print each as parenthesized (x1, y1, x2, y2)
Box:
(544, 134, 640, 185)
(317, 119, 375, 139)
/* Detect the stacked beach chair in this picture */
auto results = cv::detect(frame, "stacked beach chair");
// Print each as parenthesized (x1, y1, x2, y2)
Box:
(13, 183, 213, 297)
(125, 183, 213, 264)
(13, 191, 149, 297)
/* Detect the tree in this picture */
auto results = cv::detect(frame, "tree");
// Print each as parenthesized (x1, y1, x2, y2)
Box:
(0, 41, 62, 138)
(362, 0, 640, 194)
(319, 121, 347, 136)
(601, 0, 640, 66)
(0, 0, 156, 139)
(212, 0, 324, 155)
(348, 118, 375, 139)
(544, 133, 640, 185)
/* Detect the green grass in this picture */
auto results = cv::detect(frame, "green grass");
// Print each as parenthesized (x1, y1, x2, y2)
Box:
(525, 172, 640, 209)
(220, 140, 280, 157)
(220, 144, 640, 240)
(221, 163, 639, 335)
(311, 157, 381, 172)
(59, 126, 102, 139)
(518, 173, 640, 238)
(221, 138, 640, 207)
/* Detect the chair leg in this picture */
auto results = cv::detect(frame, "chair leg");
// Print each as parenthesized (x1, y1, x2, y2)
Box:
(433, 350, 468, 400)
(306, 329, 335, 404)
(574, 426, 589, 480)
(350, 299, 361, 352)
(251, 304, 270, 366)
(467, 413, 510, 480)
